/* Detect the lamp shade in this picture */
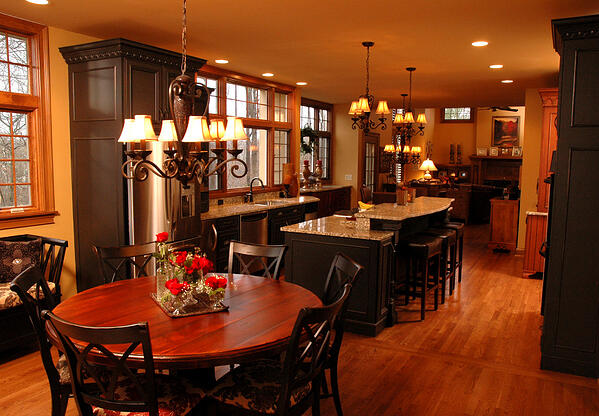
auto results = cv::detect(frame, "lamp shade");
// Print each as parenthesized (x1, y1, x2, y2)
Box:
(383, 144, 396, 153)
(209, 120, 226, 140)
(118, 119, 137, 142)
(222, 117, 248, 141)
(182, 116, 211, 142)
(130, 115, 157, 141)
(416, 113, 427, 124)
(393, 113, 404, 124)
(375, 100, 390, 115)
(357, 97, 371, 113)
(403, 112, 415, 124)
(411, 146, 422, 154)
(158, 120, 178, 142)
(419, 158, 437, 171)
(348, 101, 360, 115)
(403, 145, 411, 153)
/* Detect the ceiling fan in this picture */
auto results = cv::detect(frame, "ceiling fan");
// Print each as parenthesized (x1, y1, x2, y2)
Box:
(480, 106, 519, 112)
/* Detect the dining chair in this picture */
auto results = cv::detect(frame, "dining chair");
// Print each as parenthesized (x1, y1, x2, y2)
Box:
(92, 242, 155, 284)
(321, 253, 364, 416)
(42, 311, 204, 416)
(10, 266, 71, 416)
(359, 184, 373, 204)
(203, 283, 352, 416)
(227, 240, 287, 280)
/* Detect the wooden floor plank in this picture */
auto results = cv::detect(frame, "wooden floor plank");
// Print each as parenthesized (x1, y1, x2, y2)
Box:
(0, 224, 597, 415)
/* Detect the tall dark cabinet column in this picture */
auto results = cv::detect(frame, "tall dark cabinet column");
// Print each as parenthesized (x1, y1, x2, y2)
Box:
(541, 15, 599, 378)
(60, 39, 206, 292)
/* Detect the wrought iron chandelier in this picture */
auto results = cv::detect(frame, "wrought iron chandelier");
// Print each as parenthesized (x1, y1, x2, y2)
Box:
(348, 42, 390, 132)
(118, 0, 248, 187)
(394, 67, 427, 144)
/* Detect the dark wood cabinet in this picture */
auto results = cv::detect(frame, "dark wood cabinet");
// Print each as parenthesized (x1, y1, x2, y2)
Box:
(300, 186, 351, 217)
(268, 205, 305, 245)
(541, 15, 599, 378)
(469, 155, 522, 185)
(213, 216, 240, 273)
(60, 39, 205, 292)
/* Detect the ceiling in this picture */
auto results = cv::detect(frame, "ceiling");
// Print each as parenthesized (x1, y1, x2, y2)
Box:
(2, 0, 598, 107)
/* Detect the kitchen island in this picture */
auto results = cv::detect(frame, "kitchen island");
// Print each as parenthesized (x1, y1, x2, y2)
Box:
(282, 197, 453, 336)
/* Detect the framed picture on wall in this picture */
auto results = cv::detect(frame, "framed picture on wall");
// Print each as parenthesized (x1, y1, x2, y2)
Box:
(489, 147, 499, 156)
(512, 146, 523, 157)
(492, 116, 520, 147)
(476, 147, 488, 156)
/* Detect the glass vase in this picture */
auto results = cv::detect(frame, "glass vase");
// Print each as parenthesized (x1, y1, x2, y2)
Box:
(156, 263, 171, 300)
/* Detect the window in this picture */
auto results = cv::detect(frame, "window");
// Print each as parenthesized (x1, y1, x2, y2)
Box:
(273, 130, 289, 185)
(441, 107, 473, 122)
(196, 75, 219, 114)
(0, 15, 55, 228)
(274, 92, 288, 122)
(226, 128, 268, 189)
(226, 82, 268, 120)
(300, 99, 332, 181)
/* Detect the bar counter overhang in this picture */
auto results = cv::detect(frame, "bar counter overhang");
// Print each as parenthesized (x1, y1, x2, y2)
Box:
(282, 197, 453, 336)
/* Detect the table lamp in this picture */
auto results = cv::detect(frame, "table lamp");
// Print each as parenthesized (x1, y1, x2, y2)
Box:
(419, 158, 437, 180)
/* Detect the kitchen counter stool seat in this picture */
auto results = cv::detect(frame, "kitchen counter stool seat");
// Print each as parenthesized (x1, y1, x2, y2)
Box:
(439, 221, 465, 283)
(398, 234, 443, 321)
(422, 227, 457, 303)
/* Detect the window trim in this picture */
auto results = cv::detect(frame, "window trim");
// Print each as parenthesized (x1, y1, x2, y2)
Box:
(440, 107, 474, 123)
(300, 98, 333, 183)
(0, 14, 56, 229)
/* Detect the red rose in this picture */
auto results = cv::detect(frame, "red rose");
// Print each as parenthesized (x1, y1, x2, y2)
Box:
(156, 232, 168, 243)
(197, 256, 214, 273)
(217, 276, 227, 289)
(174, 251, 187, 266)
(165, 278, 188, 296)
(205, 276, 218, 290)
(184, 266, 194, 274)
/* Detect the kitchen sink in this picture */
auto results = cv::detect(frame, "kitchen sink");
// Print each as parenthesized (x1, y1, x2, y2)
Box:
(252, 200, 288, 207)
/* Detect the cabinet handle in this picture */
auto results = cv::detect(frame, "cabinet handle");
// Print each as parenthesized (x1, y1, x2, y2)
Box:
(210, 223, 218, 252)
(277, 212, 283, 216)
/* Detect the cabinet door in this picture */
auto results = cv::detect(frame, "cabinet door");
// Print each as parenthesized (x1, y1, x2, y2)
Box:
(125, 60, 162, 125)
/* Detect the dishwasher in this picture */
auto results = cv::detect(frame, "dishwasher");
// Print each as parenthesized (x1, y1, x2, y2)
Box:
(239, 211, 269, 274)
(240, 211, 268, 245)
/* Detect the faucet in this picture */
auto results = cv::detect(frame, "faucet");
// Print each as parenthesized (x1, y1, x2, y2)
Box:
(245, 177, 265, 203)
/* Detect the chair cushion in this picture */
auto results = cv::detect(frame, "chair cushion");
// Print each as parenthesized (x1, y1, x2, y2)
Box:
(206, 359, 312, 414)
(400, 234, 443, 257)
(0, 281, 56, 310)
(92, 374, 203, 416)
(0, 238, 42, 283)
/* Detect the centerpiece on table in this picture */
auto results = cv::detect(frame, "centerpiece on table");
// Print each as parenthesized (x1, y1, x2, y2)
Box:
(151, 232, 229, 317)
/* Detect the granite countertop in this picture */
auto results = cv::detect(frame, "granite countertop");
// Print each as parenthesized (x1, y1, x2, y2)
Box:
(355, 196, 454, 221)
(299, 185, 352, 194)
(201, 196, 320, 220)
(281, 216, 395, 242)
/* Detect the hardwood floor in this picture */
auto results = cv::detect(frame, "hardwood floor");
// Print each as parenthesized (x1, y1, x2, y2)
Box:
(1, 224, 598, 415)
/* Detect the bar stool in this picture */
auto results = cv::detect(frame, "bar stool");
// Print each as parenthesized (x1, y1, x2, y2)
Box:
(398, 234, 443, 321)
(439, 222, 465, 283)
(423, 227, 457, 303)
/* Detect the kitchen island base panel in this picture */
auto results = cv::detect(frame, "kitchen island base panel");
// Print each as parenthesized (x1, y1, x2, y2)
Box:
(285, 233, 393, 337)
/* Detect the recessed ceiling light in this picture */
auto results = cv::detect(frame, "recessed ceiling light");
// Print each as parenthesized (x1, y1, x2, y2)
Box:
(501, 79, 514, 84)
(296, 81, 308, 86)
(472, 41, 488, 47)
(262, 73, 274, 77)
(26, 0, 49, 4)
(489, 64, 503, 69)
(214, 59, 228, 64)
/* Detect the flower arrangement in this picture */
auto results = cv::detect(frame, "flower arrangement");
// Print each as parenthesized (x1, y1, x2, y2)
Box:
(152, 232, 227, 316)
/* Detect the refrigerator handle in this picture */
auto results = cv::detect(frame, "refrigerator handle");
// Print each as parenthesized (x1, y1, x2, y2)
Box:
(210, 223, 218, 252)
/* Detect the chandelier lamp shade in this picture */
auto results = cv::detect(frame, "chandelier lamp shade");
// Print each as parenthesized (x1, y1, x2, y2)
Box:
(348, 41, 390, 132)
(118, 0, 249, 187)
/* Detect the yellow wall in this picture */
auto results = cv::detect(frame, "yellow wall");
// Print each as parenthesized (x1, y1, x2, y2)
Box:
(332, 104, 359, 207)
(517, 89, 544, 249)
(0, 27, 99, 299)
(430, 109, 475, 166)
(476, 107, 526, 149)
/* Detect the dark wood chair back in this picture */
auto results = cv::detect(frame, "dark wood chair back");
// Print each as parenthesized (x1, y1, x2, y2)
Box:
(360, 184, 373, 203)
(227, 240, 287, 280)
(10, 266, 68, 415)
(43, 311, 159, 416)
(279, 283, 351, 414)
(92, 242, 155, 284)
(322, 253, 363, 357)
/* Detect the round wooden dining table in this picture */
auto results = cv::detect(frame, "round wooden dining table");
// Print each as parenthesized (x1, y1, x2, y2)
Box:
(50, 274, 322, 370)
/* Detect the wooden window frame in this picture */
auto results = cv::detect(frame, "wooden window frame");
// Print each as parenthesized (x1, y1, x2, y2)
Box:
(300, 97, 333, 183)
(0, 14, 56, 229)
(440, 107, 474, 123)
(197, 65, 296, 198)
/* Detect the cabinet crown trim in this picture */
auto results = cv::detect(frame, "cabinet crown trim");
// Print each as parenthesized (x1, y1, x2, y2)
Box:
(59, 38, 206, 71)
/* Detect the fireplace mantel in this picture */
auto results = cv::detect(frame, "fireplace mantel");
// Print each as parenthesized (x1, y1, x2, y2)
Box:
(469, 155, 522, 185)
